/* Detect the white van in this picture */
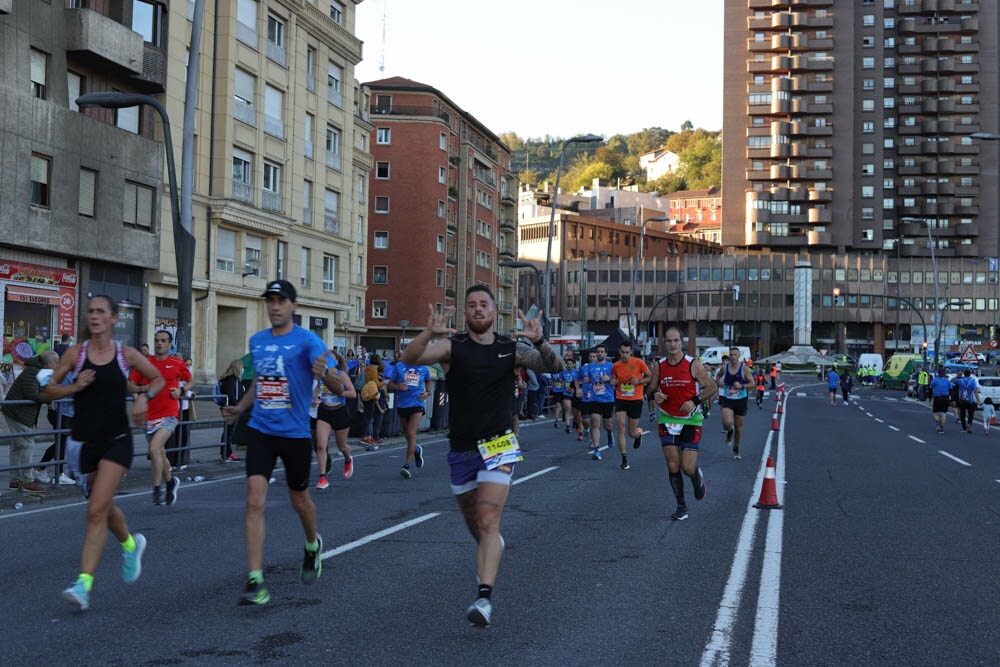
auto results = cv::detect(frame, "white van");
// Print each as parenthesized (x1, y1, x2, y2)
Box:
(700, 346, 752, 366)
(857, 353, 884, 373)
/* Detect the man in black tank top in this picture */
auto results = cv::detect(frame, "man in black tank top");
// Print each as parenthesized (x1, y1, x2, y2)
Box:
(402, 285, 564, 628)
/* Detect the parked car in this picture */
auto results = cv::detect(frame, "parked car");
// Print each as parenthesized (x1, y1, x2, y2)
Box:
(943, 360, 977, 375)
(975, 376, 1000, 404)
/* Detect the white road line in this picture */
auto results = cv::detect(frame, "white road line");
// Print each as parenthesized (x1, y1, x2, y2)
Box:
(700, 438, 771, 667)
(796, 392, 806, 397)
(888, 425, 900, 431)
(322, 513, 440, 559)
(909, 435, 925, 443)
(513, 466, 559, 485)
(865, 412, 873, 417)
(875, 418, 884, 423)
(938, 451, 971, 467)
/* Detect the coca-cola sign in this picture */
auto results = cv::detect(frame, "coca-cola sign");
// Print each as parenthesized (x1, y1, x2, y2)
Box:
(0, 260, 77, 287)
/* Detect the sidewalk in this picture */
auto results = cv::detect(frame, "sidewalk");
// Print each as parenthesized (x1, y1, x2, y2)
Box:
(0, 419, 447, 512)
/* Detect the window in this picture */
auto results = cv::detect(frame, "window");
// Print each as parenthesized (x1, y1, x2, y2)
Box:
(232, 148, 252, 202)
(132, 1, 158, 44)
(262, 161, 281, 211)
(862, 14, 875, 26)
(276, 241, 286, 279)
(376, 127, 391, 144)
(216, 229, 236, 272)
(862, 121, 874, 133)
(373, 266, 388, 284)
(477, 190, 493, 209)
(329, 1, 344, 24)
(862, 57, 875, 69)
(374, 196, 389, 213)
(245, 236, 262, 276)
(327, 62, 342, 106)
(30, 154, 51, 207)
(437, 235, 444, 252)
(440, 132, 447, 150)
(476, 250, 492, 269)
(123, 180, 154, 228)
(300, 247, 310, 288)
(304, 113, 314, 158)
(266, 15, 284, 47)
(374, 231, 388, 249)
(234, 68, 255, 126)
(264, 85, 283, 138)
(438, 166, 446, 184)
(322, 255, 337, 292)
(863, 79, 874, 90)
(302, 180, 312, 226)
(374, 94, 392, 112)
(862, 99, 875, 111)
(306, 48, 316, 92)
(324, 189, 339, 234)
(79, 168, 96, 217)
(437, 201, 445, 218)
(372, 300, 387, 319)
(883, 198, 894, 210)
(436, 269, 444, 287)
(376, 161, 390, 179)
(862, 186, 874, 198)
(355, 255, 363, 283)
(237, 0, 256, 30)
(357, 174, 365, 204)
(67, 71, 82, 111)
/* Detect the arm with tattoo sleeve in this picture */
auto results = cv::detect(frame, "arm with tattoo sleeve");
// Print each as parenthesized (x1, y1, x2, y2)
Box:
(515, 341, 565, 374)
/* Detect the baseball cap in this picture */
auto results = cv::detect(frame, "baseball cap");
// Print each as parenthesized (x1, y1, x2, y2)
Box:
(261, 279, 297, 301)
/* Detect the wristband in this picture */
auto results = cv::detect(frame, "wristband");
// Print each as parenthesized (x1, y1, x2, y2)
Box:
(691, 395, 702, 407)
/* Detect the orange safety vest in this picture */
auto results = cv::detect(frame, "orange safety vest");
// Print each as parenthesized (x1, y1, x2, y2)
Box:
(769, 367, 777, 378)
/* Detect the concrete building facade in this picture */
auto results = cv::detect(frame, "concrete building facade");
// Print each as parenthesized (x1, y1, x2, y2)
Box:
(362, 77, 515, 352)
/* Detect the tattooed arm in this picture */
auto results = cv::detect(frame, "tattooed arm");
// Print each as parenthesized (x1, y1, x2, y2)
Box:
(515, 340, 565, 374)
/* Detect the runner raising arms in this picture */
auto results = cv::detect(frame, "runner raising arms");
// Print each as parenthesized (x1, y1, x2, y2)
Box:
(402, 286, 564, 627)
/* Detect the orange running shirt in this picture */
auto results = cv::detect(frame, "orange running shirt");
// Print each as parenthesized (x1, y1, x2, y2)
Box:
(612, 357, 650, 401)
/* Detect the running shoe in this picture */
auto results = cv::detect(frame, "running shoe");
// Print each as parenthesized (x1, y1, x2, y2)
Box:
(58, 472, 76, 485)
(694, 470, 707, 501)
(239, 579, 271, 606)
(671, 507, 689, 521)
(122, 533, 146, 583)
(300, 534, 323, 585)
(414, 445, 424, 468)
(343, 459, 353, 480)
(316, 475, 330, 490)
(632, 429, 643, 450)
(228, 453, 239, 462)
(165, 477, 180, 506)
(400, 465, 412, 479)
(576, 433, 583, 442)
(725, 428, 734, 445)
(62, 580, 89, 611)
(619, 459, 630, 470)
(466, 597, 492, 627)
(554, 420, 559, 429)
(733, 446, 741, 460)
(152, 485, 164, 506)
(591, 448, 601, 461)
(565, 425, 570, 433)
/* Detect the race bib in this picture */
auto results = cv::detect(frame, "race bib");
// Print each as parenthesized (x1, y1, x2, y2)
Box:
(727, 386, 741, 396)
(405, 369, 421, 387)
(664, 423, 684, 436)
(257, 375, 291, 409)
(621, 383, 635, 397)
(594, 382, 606, 395)
(554, 380, 564, 390)
(476, 432, 523, 470)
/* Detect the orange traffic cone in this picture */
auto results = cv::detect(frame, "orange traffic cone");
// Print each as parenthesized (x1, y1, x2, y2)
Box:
(771, 412, 780, 431)
(776, 402, 784, 414)
(754, 456, 783, 510)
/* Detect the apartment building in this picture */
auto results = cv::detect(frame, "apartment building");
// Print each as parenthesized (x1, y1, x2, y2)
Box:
(0, 0, 165, 366)
(666, 188, 723, 243)
(154, 0, 372, 380)
(722, 0, 1000, 258)
(363, 77, 515, 351)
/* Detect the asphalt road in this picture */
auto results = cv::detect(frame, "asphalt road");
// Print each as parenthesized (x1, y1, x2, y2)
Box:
(1, 380, 998, 666)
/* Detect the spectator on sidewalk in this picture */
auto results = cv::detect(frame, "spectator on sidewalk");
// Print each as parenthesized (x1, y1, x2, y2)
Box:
(54, 334, 72, 358)
(217, 359, 247, 462)
(525, 368, 539, 419)
(2, 351, 58, 493)
(360, 354, 386, 448)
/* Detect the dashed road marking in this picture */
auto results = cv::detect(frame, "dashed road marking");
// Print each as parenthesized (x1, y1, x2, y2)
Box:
(938, 451, 971, 466)
(875, 418, 884, 423)
(908, 435, 925, 444)
(888, 425, 900, 431)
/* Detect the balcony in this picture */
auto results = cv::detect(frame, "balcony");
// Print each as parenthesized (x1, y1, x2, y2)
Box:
(324, 211, 340, 235)
(266, 41, 286, 67)
(65, 8, 144, 76)
(234, 99, 255, 126)
(325, 150, 342, 171)
(236, 22, 257, 50)
(264, 114, 284, 140)
(807, 230, 833, 246)
(232, 180, 253, 204)
(262, 190, 282, 213)
(369, 104, 451, 124)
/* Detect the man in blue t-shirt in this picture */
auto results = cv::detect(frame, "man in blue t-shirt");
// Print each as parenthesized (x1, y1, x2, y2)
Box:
(223, 280, 337, 606)
(585, 344, 615, 460)
(928, 368, 954, 435)
(826, 368, 840, 407)
(390, 360, 431, 478)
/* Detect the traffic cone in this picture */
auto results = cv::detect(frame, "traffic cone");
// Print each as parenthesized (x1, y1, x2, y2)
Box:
(771, 412, 780, 431)
(776, 401, 784, 414)
(754, 456, 783, 510)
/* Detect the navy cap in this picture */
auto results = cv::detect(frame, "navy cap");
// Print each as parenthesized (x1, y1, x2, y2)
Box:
(261, 279, 297, 301)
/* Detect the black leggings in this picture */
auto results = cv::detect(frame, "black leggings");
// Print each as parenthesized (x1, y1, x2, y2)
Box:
(958, 401, 976, 430)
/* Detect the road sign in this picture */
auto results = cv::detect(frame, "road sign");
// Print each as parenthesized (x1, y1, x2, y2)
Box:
(819, 349, 828, 357)
(992, 339, 999, 350)
(959, 344, 978, 364)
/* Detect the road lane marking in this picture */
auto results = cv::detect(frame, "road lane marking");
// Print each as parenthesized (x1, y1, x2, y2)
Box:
(513, 466, 558, 485)
(323, 513, 441, 559)
(875, 418, 884, 423)
(865, 412, 873, 417)
(909, 435, 925, 443)
(938, 451, 971, 466)
(888, 425, 900, 431)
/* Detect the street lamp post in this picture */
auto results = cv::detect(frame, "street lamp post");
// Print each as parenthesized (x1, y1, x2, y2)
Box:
(499, 260, 546, 336)
(76, 92, 195, 358)
(901, 216, 941, 366)
(399, 319, 409, 351)
(543, 134, 603, 331)
(629, 215, 670, 344)
(832, 287, 841, 352)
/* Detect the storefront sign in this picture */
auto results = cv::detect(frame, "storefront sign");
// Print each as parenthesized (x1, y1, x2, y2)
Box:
(310, 316, 328, 329)
(2, 259, 78, 366)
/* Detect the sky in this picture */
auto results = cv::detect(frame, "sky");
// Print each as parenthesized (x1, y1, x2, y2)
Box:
(354, 0, 723, 141)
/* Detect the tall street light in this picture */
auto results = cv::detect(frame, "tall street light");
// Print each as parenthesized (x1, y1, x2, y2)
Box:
(499, 260, 546, 337)
(902, 216, 941, 365)
(543, 134, 603, 330)
(76, 92, 195, 358)
(629, 215, 670, 344)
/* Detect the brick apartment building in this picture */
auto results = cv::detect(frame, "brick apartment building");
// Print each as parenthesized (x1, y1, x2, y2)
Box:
(666, 187, 723, 244)
(363, 77, 516, 352)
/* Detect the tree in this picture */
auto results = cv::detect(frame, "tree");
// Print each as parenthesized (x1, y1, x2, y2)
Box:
(679, 135, 722, 189)
(570, 162, 616, 191)
(650, 172, 688, 195)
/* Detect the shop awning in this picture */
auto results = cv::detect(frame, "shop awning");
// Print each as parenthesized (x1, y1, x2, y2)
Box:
(6, 285, 61, 305)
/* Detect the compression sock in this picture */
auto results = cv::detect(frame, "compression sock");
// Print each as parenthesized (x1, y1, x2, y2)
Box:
(76, 573, 94, 592)
(669, 471, 685, 505)
(249, 569, 264, 584)
(477, 584, 493, 601)
(121, 534, 136, 552)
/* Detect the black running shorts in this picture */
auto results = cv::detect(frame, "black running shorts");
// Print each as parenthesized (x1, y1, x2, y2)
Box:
(81, 431, 134, 474)
(614, 399, 643, 419)
(245, 427, 312, 491)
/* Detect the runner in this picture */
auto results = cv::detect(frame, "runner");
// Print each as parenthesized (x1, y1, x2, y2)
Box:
(314, 351, 356, 489)
(550, 360, 566, 430)
(928, 367, 954, 435)
(754, 369, 766, 409)
(558, 354, 577, 435)
(717, 346, 753, 460)
(401, 287, 564, 627)
(648, 326, 717, 521)
(390, 357, 431, 478)
(129, 330, 190, 506)
(574, 350, 598, 443)
(222, 280, 336, 605)
(611, 340, 650, 470)
(826, 366, 841, 407)
(585, 344, 615, 460)
(46, 295, 165, 611)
